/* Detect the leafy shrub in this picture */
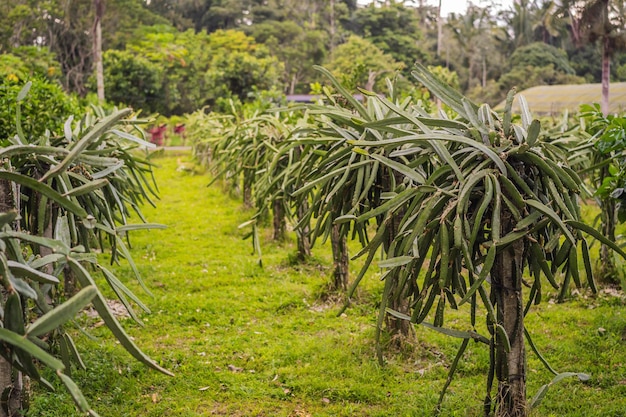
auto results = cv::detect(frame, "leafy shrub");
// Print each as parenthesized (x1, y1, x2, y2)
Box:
(0, 76, 81, 143)
(509, 42, 576, 74)
(0, 47, 62, 83)
(102, 49, 164, 113)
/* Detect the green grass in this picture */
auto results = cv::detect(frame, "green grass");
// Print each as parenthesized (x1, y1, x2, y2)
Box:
(27, 153, 626, 417)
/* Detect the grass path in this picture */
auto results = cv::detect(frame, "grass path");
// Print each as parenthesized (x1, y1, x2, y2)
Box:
(29, 153, 626, 416)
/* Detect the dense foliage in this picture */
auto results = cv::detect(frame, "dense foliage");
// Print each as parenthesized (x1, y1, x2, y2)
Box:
(0, 81, 170, 416)
(188, 64, 626, 416)
(2, 0, 626, 115)
(0, 76, 81, 142)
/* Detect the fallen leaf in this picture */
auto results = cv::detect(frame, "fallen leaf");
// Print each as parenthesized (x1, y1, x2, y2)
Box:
(228, 364, 243, 372)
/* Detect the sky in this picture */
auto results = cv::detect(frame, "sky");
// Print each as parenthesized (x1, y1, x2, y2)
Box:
(357, 1, 516, 17)
(436, 0, 515, 16)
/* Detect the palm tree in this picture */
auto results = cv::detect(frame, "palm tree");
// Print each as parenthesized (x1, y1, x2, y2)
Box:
(566, 0, 626, 115)
(93, 0, 105, 102)
(447, 4, 498, 89)
(533, 1, 568, 46)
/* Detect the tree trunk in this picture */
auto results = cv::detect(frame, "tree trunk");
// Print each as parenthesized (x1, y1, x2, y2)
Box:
(330, 223, 349, 291)
(0, 179, 18, 417)
(365, 70, 377, 92)
(382, 169, 413, 340)
(384, 232, 412, 341)
(436, 0, 443, 57)
(601, 35, 610, 116)
(289, 74, 297, 95)
(296, 202, 311, 261)
(329, 0, 336, 52)
(243, 169, 253, 208)
(272, 199, 286, 241)
(482, 54, 487, 89)
(491, 211, 527, 417)
(93, 0, 105, 103)
(599, 196, 617, 283)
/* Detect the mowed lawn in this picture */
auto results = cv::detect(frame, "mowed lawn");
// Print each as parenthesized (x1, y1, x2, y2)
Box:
(28, 152, 626, 417)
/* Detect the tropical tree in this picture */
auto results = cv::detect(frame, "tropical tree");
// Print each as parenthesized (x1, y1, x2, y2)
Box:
(281, 67, 461, 334)
(0, 82, 172, 416)
(102, 49, 164, 113)
(125, 25, 212, 115)
(287, 64, 612, 415)
(565, 104, 626, 283)
(0, 47, 62, 84)
(447, 4, 501, 91)
(565, 0, 626, 115)
(344, 1, 431, 77)
(204, 30, 282, 104)
(247, 21, 327, 94)
(325, 35, 403, 91)
(93, 0, 105, 102)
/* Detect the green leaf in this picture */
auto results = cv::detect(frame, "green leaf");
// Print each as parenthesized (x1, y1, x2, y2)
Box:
(356, 187, 418, 223)
(527, 119, 541, 147)
(518, 94, 532, 129)
(109, 128, 155, 149)
(437, 338, 470, 411)
(7, 260, 60, 284)
(314, 65, 370, 120)
(10, 277, 37, 299)
(40, 108, 133, 182)
(526, 199, 576, 245)
(565, 220, 626, 259)
(385, 308, 412, 321)
(378, 256, 414, 268)
(525, 327, 558, 376)
(0, 230, 71, 256)
(0, 171, 88, 218)
(0, 211, 18, 228)
(348, 133, 506, 175)
(115, 223, 167, 233)
(29, 254, 66, 270)
(412, 63, 477, 118)
(58, 372, 99, 416)
(530, 372, 590, 409)
(420, 321, 490, 344)
(99, 264, 151, 316)
(334, 214, 357, 224)
(63, 179, 109, 197)
(17, 81, 32, 101)
(27, 286, 97, 338)
(366, 153, 426, 184)
(0, 328, 65, 371)
(459, 245, 496, 305)
(68, 258, 174, 376)
(503, 88, 516, 135)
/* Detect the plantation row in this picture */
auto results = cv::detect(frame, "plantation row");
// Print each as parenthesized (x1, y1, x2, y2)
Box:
(0, 84, 170, 417)
(187, 65, 626, 416)
(1, 64, 625, 417)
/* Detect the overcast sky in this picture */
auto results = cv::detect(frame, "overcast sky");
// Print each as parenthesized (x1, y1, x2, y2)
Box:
(437, 0, 515, 16)
(357, 1, 516, 17)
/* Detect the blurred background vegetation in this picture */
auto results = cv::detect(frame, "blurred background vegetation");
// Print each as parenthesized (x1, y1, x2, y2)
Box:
(2, 0, 625, 118)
